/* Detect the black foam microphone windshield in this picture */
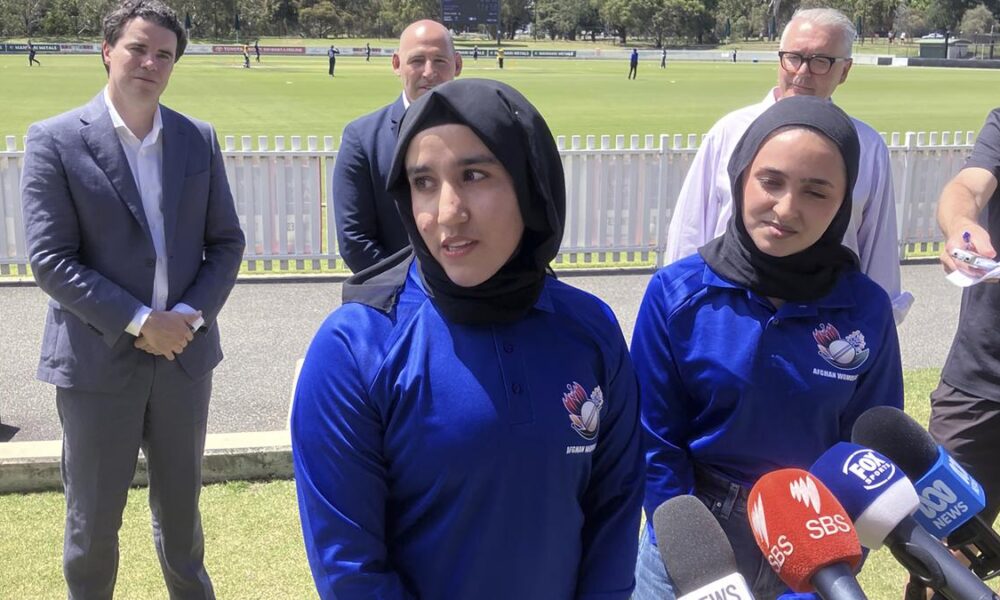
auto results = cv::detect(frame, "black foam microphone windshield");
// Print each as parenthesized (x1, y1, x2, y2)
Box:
(653, 495, 754, 599)
(851, 406, 939, 477)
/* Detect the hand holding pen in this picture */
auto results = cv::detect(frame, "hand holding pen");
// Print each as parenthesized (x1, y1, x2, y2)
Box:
(942, 222, 997, 277)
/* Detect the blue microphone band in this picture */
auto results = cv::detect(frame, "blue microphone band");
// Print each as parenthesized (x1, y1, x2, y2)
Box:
(912, 446, 987, 538)
(810, 443, 908, 517)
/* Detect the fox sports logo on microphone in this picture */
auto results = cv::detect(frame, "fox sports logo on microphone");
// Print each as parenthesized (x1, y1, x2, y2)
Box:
(842, 448, 895, 491)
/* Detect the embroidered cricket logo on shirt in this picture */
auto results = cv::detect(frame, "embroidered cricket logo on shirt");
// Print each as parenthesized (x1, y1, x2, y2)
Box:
(562, 382, 604, 453)
(812, 323, 869, 372)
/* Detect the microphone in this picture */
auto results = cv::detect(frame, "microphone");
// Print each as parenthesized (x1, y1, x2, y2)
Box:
(811, 442, 999, 600)
(653, 495, 754, 600)
(747, 469, 867, 600)
(852, 406, 1000, 581)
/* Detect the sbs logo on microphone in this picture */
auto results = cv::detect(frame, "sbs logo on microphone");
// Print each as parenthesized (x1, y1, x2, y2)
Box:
(842, 448, 895, 490)
(749, 495, 768, 547)
(750, 493, 795, 572)
(789, 476, 822, 514)
(805, 513, 852, 540)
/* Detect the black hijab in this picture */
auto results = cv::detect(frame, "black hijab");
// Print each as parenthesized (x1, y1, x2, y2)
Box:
(699, 95, 861, 303)
(344, 79, 566, 326)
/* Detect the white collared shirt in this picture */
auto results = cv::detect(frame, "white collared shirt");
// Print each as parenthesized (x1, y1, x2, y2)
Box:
(104, 88, 201, 335)
(664, 88, 914, 324)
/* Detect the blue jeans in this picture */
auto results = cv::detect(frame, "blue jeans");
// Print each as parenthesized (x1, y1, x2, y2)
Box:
(633, 526, 678, 600)
(632, 471, 794, 600)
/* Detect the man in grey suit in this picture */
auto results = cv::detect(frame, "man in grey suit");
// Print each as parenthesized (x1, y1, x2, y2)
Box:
(19, 1, 245, 598)
(333, 19, 462, 272)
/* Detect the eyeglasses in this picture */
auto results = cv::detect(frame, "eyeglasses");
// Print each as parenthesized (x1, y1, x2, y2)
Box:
(778, 51, 851, 75)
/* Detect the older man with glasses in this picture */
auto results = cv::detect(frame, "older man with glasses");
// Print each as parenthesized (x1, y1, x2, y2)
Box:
(664, 7, 912, 324)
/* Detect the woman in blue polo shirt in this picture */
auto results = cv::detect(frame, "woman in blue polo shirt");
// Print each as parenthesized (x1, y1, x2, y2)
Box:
(291, 79, 644, 599)
(632, 96, 904, 600)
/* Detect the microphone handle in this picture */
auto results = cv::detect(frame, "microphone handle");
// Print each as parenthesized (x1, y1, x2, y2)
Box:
(949, 516, 1000, 580)
(886, 516, 999, 600)
(811, 562, 868, 600)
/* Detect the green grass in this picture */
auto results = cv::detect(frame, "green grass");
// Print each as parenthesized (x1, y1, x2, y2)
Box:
(2, 369, 996, 598)
(0, 480, 316, 599)
(3, 34, 932, 55)
(2, 53, 998, 142)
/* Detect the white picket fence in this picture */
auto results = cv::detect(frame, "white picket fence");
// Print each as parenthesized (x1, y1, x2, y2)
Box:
(0, 130, 977, 276)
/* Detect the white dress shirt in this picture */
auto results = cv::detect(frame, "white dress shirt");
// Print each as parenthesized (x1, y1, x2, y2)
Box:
(664, 88, 914, 323)
(104, 88, 201, 335)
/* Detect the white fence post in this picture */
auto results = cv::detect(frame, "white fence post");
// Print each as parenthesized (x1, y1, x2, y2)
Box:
(324, 135, 338, 269)
(0, 129, 979, 275)
(0, 135, 27, 275)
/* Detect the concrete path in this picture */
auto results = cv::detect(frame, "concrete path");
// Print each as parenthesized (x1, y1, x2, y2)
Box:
(0, 263, 962, 444)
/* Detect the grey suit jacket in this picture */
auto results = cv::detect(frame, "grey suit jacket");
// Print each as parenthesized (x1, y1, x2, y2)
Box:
(21, 93, 246, 392)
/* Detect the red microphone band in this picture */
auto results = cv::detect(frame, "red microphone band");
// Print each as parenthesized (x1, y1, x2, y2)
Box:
(748, 468, 863, 593)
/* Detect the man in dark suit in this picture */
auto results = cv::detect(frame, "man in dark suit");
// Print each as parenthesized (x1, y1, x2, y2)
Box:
(19, 2, 244, 598)
(333, 19, 462, 272)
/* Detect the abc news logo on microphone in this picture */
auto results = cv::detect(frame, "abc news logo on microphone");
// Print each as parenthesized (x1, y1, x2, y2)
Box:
(912, 449, 987, 537)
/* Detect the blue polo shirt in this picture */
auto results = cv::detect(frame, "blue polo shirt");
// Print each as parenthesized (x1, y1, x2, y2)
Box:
(291, 263, 644, 599)
(633, 255, 903, 540)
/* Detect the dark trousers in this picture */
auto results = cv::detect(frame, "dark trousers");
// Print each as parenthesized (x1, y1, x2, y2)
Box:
(29, 53, 40, 66)
(633, 467, 790, 600)
(328, 58, 336, 76)
(930, 381, 1000, 525)
(628, 64, 638, 79)
(58, 355, 214, 600)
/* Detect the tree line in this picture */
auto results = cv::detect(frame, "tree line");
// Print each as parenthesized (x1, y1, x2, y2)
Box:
(2, 0, 998, 46)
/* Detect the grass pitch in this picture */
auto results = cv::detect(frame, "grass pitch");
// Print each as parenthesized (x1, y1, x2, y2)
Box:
(2, 53, 998, 142)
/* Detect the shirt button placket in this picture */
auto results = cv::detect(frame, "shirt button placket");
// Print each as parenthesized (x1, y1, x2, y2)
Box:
(500, 339, 532, 424)
(506, 343, 520, 394)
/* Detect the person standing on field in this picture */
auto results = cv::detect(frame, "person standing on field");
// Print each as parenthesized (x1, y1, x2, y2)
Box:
(19, 1, 245, 597)
(328, 44, 340, 76)
(664, 7, 912, 324)
(28, 41, 41, 66)
(332, 20, 463, 273)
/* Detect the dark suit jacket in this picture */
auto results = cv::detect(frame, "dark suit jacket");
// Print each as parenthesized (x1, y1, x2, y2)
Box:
(20, 93, 246, 392)
(332, 96, 409, 273)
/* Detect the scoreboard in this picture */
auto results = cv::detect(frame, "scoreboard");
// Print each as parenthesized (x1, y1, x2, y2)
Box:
(442, 0, 499, 25)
